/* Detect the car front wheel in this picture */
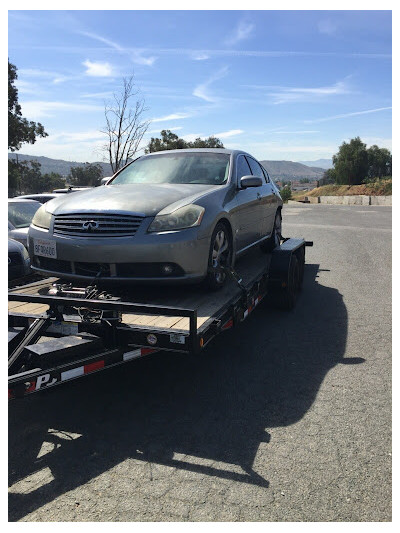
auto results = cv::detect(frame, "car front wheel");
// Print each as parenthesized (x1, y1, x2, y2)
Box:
(205, 222, 233, 290)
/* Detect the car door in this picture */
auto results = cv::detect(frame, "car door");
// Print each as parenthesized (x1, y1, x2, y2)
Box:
(246, 156, 277, 237)
(231, 154, 263, 253)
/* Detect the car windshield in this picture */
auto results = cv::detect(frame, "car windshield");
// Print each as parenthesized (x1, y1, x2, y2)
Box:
(8, 202, 40, 229)
(111, 152, 231, 186)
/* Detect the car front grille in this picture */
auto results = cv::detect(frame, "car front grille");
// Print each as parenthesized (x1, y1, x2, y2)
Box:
(53, 213, 144, 237)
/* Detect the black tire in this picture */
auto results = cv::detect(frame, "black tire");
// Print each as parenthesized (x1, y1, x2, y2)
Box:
(204, 222, 233, 290)
(296, 246, 305, 290)
(261, 210, 282, 253)
(271, 254, 300, 310)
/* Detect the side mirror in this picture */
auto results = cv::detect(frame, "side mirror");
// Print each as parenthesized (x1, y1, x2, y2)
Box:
(240, 175, 263, 189)
(101, 177, 112, 186)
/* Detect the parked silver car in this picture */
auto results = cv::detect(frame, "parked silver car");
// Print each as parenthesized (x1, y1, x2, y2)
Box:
(28, 149, 283, 288)
(9, 198, 41, 248)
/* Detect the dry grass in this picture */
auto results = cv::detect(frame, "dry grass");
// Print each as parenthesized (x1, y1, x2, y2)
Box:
(291, 178, 392, 201)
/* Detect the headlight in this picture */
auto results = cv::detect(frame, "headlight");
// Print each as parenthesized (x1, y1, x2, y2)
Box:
(148, 204, 205, 233)
(32, 205, 52, 229)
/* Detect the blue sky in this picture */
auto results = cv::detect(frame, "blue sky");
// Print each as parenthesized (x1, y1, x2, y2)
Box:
(8, 10, 392, 163)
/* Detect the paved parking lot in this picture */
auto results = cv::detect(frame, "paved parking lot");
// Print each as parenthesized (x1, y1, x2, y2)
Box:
(9, 204, 392, 522)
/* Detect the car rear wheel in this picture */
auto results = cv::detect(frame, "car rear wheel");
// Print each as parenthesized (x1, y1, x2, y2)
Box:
(205, 222, 233, 290)
(261, 210, 282, 253)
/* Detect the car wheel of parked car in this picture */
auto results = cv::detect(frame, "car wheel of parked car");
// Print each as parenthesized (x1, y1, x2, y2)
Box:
(205, 222, 233, 290)
(261, 210, 282, 253)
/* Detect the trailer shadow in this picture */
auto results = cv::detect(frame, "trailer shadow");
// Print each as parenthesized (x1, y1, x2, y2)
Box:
(9, 263, 354, 520)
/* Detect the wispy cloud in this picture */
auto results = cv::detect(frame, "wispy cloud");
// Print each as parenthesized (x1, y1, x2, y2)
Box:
(273, 130, 320, 134)
(193, 66, 229, 103)
(247, 80, 352, 104)
(79, 30, 156, 66)
(213, 129, 243, 139)
(21, 100, 104, 120)
(50, 130, 106, 142)
(304, 106, 392, 124)
(224, 20, 255, 46)
(13, 44, 392, 61)
(147, 126, 183, 134)
(83, 60, 113, 77)
(191, 52, 210, 61)
(318, 19, 337, 36)
(81, 91, 114, 99)
(150, 113, 192, 122)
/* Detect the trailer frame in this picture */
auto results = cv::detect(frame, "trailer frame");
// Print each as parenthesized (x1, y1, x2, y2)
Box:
(8, 238, 312, 399)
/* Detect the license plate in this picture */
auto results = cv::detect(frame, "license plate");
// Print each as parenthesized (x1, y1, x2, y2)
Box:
(33, 238, 57, 259)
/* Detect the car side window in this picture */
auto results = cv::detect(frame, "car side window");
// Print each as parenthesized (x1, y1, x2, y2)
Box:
(261, 165, 270, 183)
(246, 157, 264, 179)
(236, 155, 252, 184)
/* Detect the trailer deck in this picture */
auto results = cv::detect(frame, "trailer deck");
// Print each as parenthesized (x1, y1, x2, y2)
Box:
(8, 248, 270, 333)
(9, 238, 312, 399)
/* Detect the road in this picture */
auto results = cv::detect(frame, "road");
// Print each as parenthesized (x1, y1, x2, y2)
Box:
(8, 204, 392, 522)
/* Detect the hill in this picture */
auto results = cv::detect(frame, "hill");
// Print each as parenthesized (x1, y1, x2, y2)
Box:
(8, 153, 326, 181)
(291, 178, 392, 199)
(8, 153, 113, 177)
(260, 160, 325, 181)
(297, 158, 333, 169)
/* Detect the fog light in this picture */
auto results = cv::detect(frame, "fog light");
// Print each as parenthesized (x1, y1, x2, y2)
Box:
(161, 264, 174, 275)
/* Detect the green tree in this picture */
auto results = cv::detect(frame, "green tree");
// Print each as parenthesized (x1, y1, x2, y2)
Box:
(188, 136, 224, 149)
(68, 163, 103, 186)
(8, 60, 48, 151)
(41, 172, 66, 192)
(8, 159, 22, 196)
(367, 145, 392, 178)
(332, 137, 369, 185)
(280, 185, 292, 203)
(299, 178, 310, 184)
(145, 130, 187, 153)
(145, 130, 224, 153)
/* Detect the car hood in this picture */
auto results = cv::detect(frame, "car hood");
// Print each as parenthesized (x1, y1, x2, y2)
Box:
(45, 183, 221, 217)
(9, 227, 29, 245)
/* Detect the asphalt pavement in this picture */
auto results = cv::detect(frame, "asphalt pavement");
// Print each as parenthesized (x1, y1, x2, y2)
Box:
(8, 203, 392, 522)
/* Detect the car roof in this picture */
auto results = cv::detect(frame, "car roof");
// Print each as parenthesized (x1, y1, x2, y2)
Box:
(139, 148, 249, 158)
(17, 193, 57, 199)
(8, 198, 42, 204)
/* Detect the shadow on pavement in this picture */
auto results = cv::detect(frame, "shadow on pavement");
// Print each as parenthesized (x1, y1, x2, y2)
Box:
(9, 263, 358, 521)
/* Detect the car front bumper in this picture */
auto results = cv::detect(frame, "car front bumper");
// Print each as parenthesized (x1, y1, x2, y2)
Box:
(28, 223, 211, 283)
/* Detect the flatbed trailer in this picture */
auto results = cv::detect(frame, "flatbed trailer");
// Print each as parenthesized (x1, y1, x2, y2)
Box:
(8, 238, 312, 399)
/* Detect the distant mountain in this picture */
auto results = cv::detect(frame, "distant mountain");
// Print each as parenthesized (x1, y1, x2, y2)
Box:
(8, 153, 113, 177)
(8, 153, 326, 181)
(298, 158, 333, 170)
(260, 160, 325, 181)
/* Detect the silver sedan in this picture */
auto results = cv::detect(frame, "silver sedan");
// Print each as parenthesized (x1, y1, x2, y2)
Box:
(28, 149, 283, 289)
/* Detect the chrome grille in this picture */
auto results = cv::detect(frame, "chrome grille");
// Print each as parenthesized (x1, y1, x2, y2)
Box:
(53, 213, 144, 237)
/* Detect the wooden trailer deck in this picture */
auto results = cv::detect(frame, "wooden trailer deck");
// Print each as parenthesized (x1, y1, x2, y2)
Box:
(8, 249, 270, 333)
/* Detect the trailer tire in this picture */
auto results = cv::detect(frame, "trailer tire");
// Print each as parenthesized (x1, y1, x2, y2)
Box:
(271, 254, 300, 310)
(296, 246, 305, 290)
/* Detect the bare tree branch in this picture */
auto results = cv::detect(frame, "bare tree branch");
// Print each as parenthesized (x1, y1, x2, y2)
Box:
(101, 75, 150, 174)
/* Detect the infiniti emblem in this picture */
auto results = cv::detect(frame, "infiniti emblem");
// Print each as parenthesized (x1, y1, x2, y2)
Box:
(82, 220, 99, 231)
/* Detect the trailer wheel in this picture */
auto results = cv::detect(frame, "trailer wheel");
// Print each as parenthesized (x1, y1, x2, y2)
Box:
(271, 254, 300, 310)
(296, 246, 305, 290)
